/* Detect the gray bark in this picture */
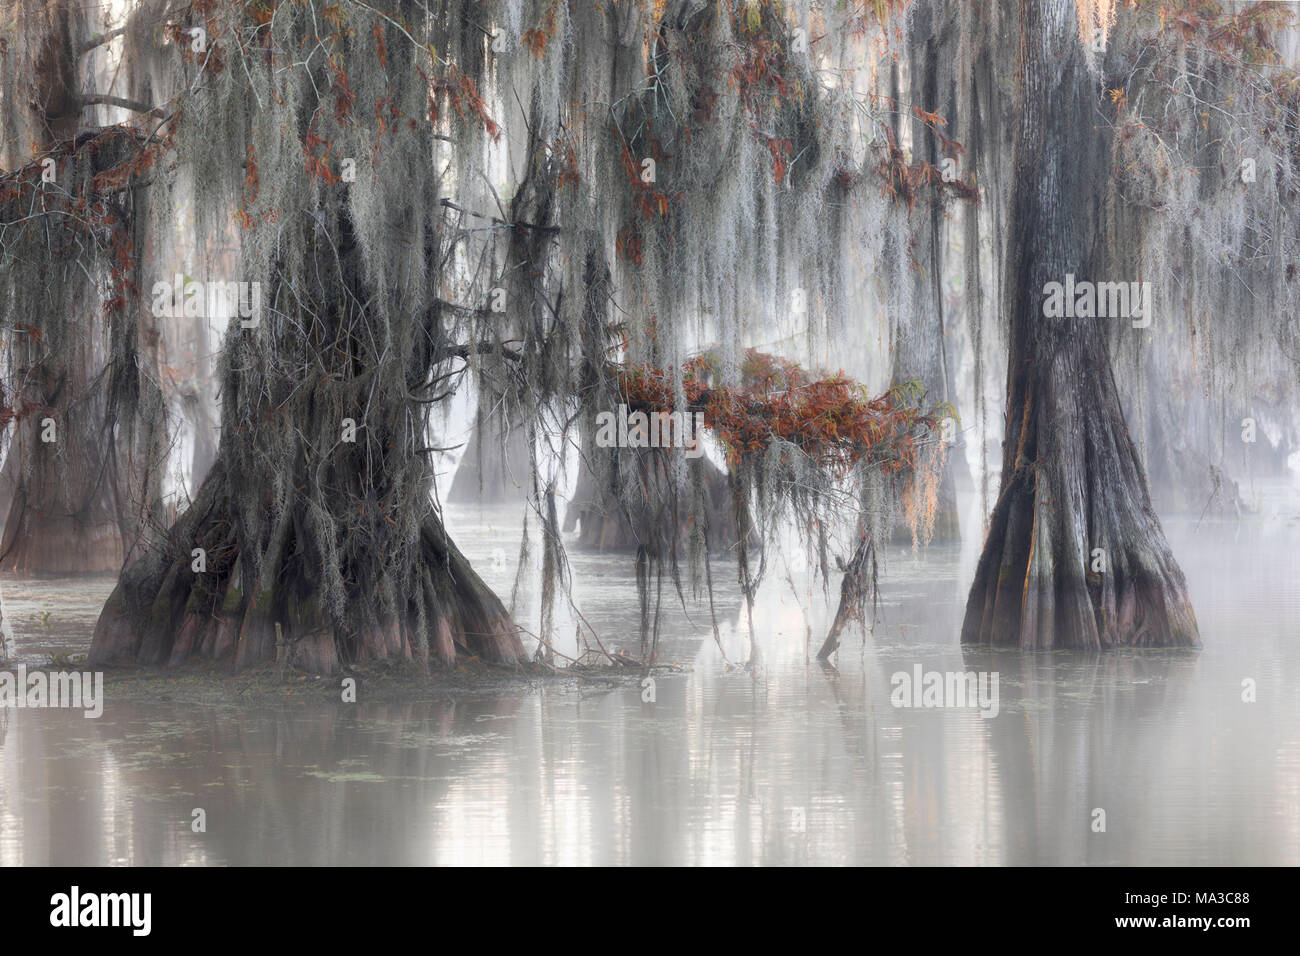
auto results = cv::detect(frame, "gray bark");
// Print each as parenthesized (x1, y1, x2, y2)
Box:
(961, 0, 1199, 649)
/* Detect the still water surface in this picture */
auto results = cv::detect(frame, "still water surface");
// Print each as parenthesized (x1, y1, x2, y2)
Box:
(1, 489, 1298, 865)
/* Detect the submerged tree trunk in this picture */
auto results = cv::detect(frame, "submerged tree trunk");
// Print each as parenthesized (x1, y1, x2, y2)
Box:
(0, 443, 19, 542)
(1137, 360, 1243, 518)
(90, 182, 526, 673)
(1, 388, 124, 574)
(90, 457, 521, 673)
(816, 531, 877, 661)
(563, 453, 741, 554)
(961, 0, 1199, 649)
(0, 579, 10, 662)
(886, 200, 961, 545)
(1, 1, 124, 574)
(888, 0, 963, 545)
(447, 409, 532, 504)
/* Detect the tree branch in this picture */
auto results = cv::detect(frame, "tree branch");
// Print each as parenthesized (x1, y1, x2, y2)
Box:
(444, 340, 524, 363)
(78, 94, 159, 116)
(440, 199, 559, 233)
(78, 27, 130, 56)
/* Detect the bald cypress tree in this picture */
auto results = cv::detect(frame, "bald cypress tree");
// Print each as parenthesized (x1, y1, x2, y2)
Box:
(961, 0, 1297, 647)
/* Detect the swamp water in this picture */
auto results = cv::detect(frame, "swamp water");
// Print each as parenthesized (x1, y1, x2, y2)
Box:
(1, 489, 1298, 865)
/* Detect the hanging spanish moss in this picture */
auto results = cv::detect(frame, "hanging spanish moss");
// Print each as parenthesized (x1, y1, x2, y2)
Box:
(3, 0, 1292, 673)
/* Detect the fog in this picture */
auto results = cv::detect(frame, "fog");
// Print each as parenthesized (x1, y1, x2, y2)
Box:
(3, 477, 1296, 865)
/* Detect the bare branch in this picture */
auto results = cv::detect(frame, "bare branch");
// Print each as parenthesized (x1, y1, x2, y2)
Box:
(77, 27, 129, 56)
(78, 94, 158, 116)
(439, 199, 559, 234)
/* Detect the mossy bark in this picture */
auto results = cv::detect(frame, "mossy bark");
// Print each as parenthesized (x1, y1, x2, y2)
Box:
(1, 1, 125, 574)
(90, 461, 524, 673)
(563, 452, 741, 554)
(447, 411, 532, 504)
(89, 144, 526, 673)
(961, 0, 1199, 650)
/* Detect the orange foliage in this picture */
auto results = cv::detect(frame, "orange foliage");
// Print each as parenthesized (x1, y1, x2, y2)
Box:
(1147, 0, 1295, 61)
(875, 126, 978, 209)
(612, 348, 942, 477)
(430, 66, 501, 141)
(0, 123, 179, 318)
(615, 226, 643, 264)
(523, 1, 561, 57)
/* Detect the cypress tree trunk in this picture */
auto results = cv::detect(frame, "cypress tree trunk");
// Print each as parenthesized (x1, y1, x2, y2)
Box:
(77, 0, 534, 675)
(1, 0, 124, 574)
(450, 89, 556, 509)
(1137, 360, 1242, 517)
(960, 0, 1199, 649)
(563, 453, 741, 554)
(0, 443, 18, 534)
(0, 579, 10, 662)
(0, 356, 124, 574)
(447, 412, 532, 504)
(89, 207, 526, 674)
(89, 454, 523, 673)
(888, 0, 962, 545)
